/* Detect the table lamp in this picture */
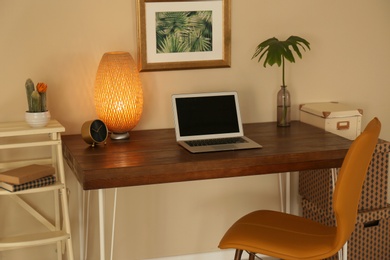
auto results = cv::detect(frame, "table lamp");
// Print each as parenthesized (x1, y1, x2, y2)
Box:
(94, 51, 143, 140)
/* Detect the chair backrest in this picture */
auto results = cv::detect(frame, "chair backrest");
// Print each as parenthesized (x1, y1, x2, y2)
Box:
(332, 117, 381, 250)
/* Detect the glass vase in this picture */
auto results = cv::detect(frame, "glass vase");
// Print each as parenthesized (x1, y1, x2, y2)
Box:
(277, 85, 291, 127)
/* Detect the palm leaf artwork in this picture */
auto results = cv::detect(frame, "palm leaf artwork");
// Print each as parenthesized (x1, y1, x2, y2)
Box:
(252, 36, 310, 87)
(155, 11, 213, 53)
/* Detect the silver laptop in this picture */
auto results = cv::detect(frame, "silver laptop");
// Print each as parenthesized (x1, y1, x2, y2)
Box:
(172, 92, 262, 153)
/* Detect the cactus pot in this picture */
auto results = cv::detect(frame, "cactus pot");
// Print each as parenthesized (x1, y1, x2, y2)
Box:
(25, 111, 51, 128)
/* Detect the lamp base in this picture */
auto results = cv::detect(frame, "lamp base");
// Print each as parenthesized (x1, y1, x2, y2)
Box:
(110, 132, 130, 140)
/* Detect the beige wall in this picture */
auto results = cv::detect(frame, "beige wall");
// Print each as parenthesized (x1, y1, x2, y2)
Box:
(1, 0, 390, 259)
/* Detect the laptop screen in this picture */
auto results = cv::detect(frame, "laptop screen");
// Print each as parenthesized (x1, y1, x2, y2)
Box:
(172, 92, 244, 141)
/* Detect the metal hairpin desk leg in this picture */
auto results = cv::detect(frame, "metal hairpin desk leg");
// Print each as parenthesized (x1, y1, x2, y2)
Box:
(99, 189, 105, 260)
(332, 168, 348, 260)
(278, 172, 291, 214)
(98, 188, 119, 260)
(79, 189, 90, 260)
(110, 188, 118, 260)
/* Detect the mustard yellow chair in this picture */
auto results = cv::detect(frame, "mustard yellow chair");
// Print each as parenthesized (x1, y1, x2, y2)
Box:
(219, 117, 381, 260)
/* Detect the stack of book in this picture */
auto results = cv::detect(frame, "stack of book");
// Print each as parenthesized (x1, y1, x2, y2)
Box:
(0, 164, 56, 192)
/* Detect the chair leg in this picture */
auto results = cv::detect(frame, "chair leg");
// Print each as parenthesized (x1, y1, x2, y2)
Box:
(234, 249, 243, 260)
(248, 252, 256, 260)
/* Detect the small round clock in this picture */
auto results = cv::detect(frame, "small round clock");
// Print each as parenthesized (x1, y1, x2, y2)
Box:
(81, 119, 108, 147)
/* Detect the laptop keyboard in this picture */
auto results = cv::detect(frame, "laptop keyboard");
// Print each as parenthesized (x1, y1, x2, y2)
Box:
(185, 137, 247, 147)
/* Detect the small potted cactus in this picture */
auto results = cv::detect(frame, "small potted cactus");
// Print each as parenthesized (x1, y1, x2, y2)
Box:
(24, 78, 51, 127)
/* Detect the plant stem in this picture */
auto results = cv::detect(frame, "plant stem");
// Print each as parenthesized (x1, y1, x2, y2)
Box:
(282, 56, 285, 87)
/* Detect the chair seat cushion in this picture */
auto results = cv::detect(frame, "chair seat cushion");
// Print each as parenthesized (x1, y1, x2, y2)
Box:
(219, 210, 338, 260)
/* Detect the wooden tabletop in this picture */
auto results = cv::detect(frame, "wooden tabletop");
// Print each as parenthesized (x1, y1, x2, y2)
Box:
(61, 121, 352, 190)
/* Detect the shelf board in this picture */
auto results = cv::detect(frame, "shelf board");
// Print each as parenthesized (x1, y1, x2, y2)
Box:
(0, 230, 70, 249)
(0, 120, 64, 137)
(0, 182, 64, 195)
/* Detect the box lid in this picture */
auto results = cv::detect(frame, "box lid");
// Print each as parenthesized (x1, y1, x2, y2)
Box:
(299, 102, 363, 118)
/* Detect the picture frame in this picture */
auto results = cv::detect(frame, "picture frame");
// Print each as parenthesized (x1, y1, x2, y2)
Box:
(137, 0, 231, 71)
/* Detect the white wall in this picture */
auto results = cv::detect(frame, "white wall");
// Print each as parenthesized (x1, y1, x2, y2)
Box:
(1, 0, 389, 259)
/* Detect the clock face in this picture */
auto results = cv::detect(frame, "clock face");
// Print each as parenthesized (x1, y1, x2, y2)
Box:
(90, 120, 108, 143)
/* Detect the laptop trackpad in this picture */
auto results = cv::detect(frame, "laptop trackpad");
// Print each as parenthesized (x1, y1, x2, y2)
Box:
(212, 144, 237, 151)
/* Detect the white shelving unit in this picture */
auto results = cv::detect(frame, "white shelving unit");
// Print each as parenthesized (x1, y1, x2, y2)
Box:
(0, 120, 73, 260)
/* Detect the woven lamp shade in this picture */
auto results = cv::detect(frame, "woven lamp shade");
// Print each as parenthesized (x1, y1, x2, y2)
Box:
(94, 52, 143, 136)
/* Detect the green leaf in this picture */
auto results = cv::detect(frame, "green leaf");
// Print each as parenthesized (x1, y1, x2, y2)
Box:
(251, 35, 311, 85)
(252, 35, 310, 67)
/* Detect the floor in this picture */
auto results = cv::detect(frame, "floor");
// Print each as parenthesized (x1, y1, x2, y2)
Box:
(146, 250, 279, 260)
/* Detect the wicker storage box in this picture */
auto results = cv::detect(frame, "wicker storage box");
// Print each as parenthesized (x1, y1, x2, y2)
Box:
(300, 102, 363, 140)
(299, 140, 390, 213)
(302, 199, 390, 260)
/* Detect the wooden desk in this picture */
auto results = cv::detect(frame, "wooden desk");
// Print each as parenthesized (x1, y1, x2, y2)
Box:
(62, 121, 352, 260)
(62, 121, 352, 189)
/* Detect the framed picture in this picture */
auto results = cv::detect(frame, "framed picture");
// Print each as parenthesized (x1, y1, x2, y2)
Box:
(137, 0, 231, 71)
